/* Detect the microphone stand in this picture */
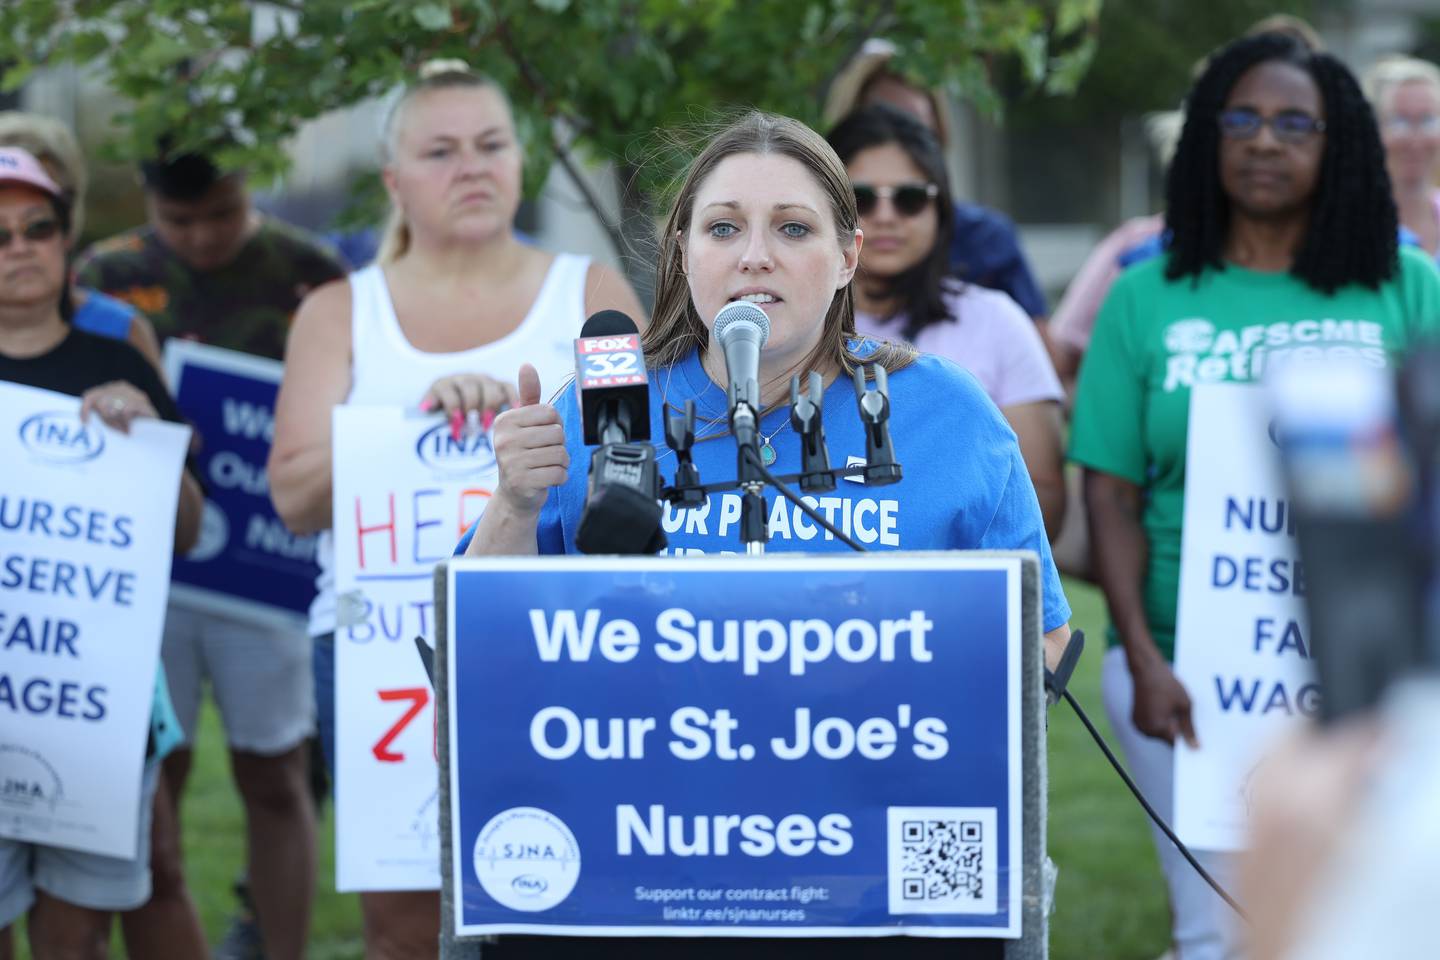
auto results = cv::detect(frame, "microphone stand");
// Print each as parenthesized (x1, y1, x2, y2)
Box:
(664, 400, 705, 507)
(730, 376, 769, 555)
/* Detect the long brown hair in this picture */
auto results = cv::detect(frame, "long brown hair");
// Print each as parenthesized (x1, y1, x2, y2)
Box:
(644, 110, 916, 380)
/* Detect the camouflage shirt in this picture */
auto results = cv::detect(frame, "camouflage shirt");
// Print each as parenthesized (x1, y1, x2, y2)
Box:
(75, 218, 346, 361)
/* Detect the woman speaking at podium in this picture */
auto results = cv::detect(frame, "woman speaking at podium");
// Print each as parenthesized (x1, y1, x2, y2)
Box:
(459, 110, 1071, 659)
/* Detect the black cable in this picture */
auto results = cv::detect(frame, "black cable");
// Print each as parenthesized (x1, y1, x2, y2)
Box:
(665, 463, 867, 501)
(1059, 687, 1251, 924)
(742, 446, 869, 552)
(736, 445, 1246, 924)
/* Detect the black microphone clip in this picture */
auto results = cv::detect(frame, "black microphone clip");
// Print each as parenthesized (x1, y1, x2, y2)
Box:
(664, 399, 706, 506)
(791, 372, 835, 493)
(853, 363, 902, 485)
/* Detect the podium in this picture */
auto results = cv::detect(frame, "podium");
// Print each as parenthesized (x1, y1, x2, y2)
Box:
(433, 552, 1051, 958)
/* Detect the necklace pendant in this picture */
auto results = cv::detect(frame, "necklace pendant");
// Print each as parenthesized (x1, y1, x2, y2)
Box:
(760, 443, 776, 466)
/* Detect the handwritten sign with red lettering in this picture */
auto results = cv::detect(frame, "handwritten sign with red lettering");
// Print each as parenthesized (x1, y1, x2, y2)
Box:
(331, 406, 497, 891)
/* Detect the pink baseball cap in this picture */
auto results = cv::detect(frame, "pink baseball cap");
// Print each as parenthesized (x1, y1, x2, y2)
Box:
(0, 146, 62, 199)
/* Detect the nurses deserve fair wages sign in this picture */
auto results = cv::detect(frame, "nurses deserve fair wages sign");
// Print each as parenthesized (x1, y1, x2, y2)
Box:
(0, 381, 190, 858)
(332, 405, 497, 891)
(446, 555, 1025, 938)
(1174, 383, 1315, 851)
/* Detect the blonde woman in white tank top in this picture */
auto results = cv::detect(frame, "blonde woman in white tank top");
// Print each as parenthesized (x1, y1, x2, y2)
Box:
(268, 64, 641, 958)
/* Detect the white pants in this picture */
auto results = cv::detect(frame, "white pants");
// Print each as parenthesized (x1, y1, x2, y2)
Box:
(1100, 646, 1244, 960)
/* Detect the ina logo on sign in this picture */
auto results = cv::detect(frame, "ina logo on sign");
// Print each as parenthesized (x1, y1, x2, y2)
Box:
(415, 422, 497, 476)
(19, 412, 106, 464)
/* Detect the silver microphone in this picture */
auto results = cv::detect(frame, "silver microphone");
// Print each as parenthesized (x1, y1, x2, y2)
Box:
(712, 301, 771, 419)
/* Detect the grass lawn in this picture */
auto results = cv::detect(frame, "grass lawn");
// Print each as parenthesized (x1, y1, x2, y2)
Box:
(11, 577, 1169, 958)
(1048, 578, 1172, 960)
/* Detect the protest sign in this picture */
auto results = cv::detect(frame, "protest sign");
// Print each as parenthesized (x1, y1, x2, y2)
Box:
(1174, 382, 1314, 851)
(332, 405, 496, 891)
(0, 381, 190, 858)
(164, 340, 317, 626)
(445, 554, 1025, 938)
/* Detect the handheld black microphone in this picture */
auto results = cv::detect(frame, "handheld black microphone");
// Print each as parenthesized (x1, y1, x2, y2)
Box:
(576, 310, 651, 444)
(573, 311, 665, 554)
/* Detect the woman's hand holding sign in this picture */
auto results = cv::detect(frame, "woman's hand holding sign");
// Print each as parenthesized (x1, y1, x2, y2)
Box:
(419, 371, 518, 441)
(78, 379, 202, 552)
(80, 380, 159, 434)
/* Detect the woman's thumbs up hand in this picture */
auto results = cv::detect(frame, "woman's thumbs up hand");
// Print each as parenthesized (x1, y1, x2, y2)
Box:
(491, 363, 570, 515)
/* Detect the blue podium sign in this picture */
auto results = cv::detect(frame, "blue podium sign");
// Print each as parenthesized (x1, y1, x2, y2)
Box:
(164, 341, 318, 625)
(445, 554, 1024, 939)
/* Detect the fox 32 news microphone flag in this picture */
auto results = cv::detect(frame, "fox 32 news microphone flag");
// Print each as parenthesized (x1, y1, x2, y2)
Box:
(1173, 382, 1314, 851)
(164, 341, 318, 626)
(442, 555, 1029, 939)
(331, 405, 498, 891)
(0, 381, 190, 859)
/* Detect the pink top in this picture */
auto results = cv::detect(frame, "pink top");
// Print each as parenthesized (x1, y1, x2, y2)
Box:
(1048, 214, 1166, 352)
(855, 283, 1063, 409)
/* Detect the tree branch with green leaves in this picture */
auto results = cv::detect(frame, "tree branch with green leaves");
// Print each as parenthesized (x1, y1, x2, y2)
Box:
(0, 0, 1100, 273)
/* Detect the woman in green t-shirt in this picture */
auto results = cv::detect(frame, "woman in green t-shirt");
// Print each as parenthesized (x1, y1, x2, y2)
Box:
(1071, 32, 1440, 960)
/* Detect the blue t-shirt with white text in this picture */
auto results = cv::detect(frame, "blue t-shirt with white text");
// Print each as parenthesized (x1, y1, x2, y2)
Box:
(459, 346, 1070, 632)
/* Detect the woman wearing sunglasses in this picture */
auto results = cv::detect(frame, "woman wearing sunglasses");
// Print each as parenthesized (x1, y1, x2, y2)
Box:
(0, 146, 205, 959)
(1071, 33, 1440, 960)
(1364, 56, 1440, 260)
(0, 112, 164, 374)
(827, 105, 1066, 540)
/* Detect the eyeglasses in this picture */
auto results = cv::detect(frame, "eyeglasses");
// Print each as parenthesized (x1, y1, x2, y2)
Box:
(1382, 114, 1440, 138)
(1218, 108, 1327, 144)
(0, 218, 61, 249)
(853, 182, 939, 217)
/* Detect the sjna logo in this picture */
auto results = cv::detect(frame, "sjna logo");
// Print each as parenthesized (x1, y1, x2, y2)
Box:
(473, 806, 580, 912)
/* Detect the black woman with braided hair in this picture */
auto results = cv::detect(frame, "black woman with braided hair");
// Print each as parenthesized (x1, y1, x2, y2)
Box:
(1071, 31, 1440, 960)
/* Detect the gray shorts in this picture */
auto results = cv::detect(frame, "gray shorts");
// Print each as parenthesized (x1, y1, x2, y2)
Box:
(0, 761, 160, 926)
(162, 604, 315, 755)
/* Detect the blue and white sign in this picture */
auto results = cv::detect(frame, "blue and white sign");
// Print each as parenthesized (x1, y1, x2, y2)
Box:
(446, 555, 1023, 938)
(1, 381, 190, 858)
(1174, 383, 1314, 851)
(164, 341, 317, 626)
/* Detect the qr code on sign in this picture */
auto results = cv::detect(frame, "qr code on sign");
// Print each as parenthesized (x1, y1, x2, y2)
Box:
(886, 807, 997, 915)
